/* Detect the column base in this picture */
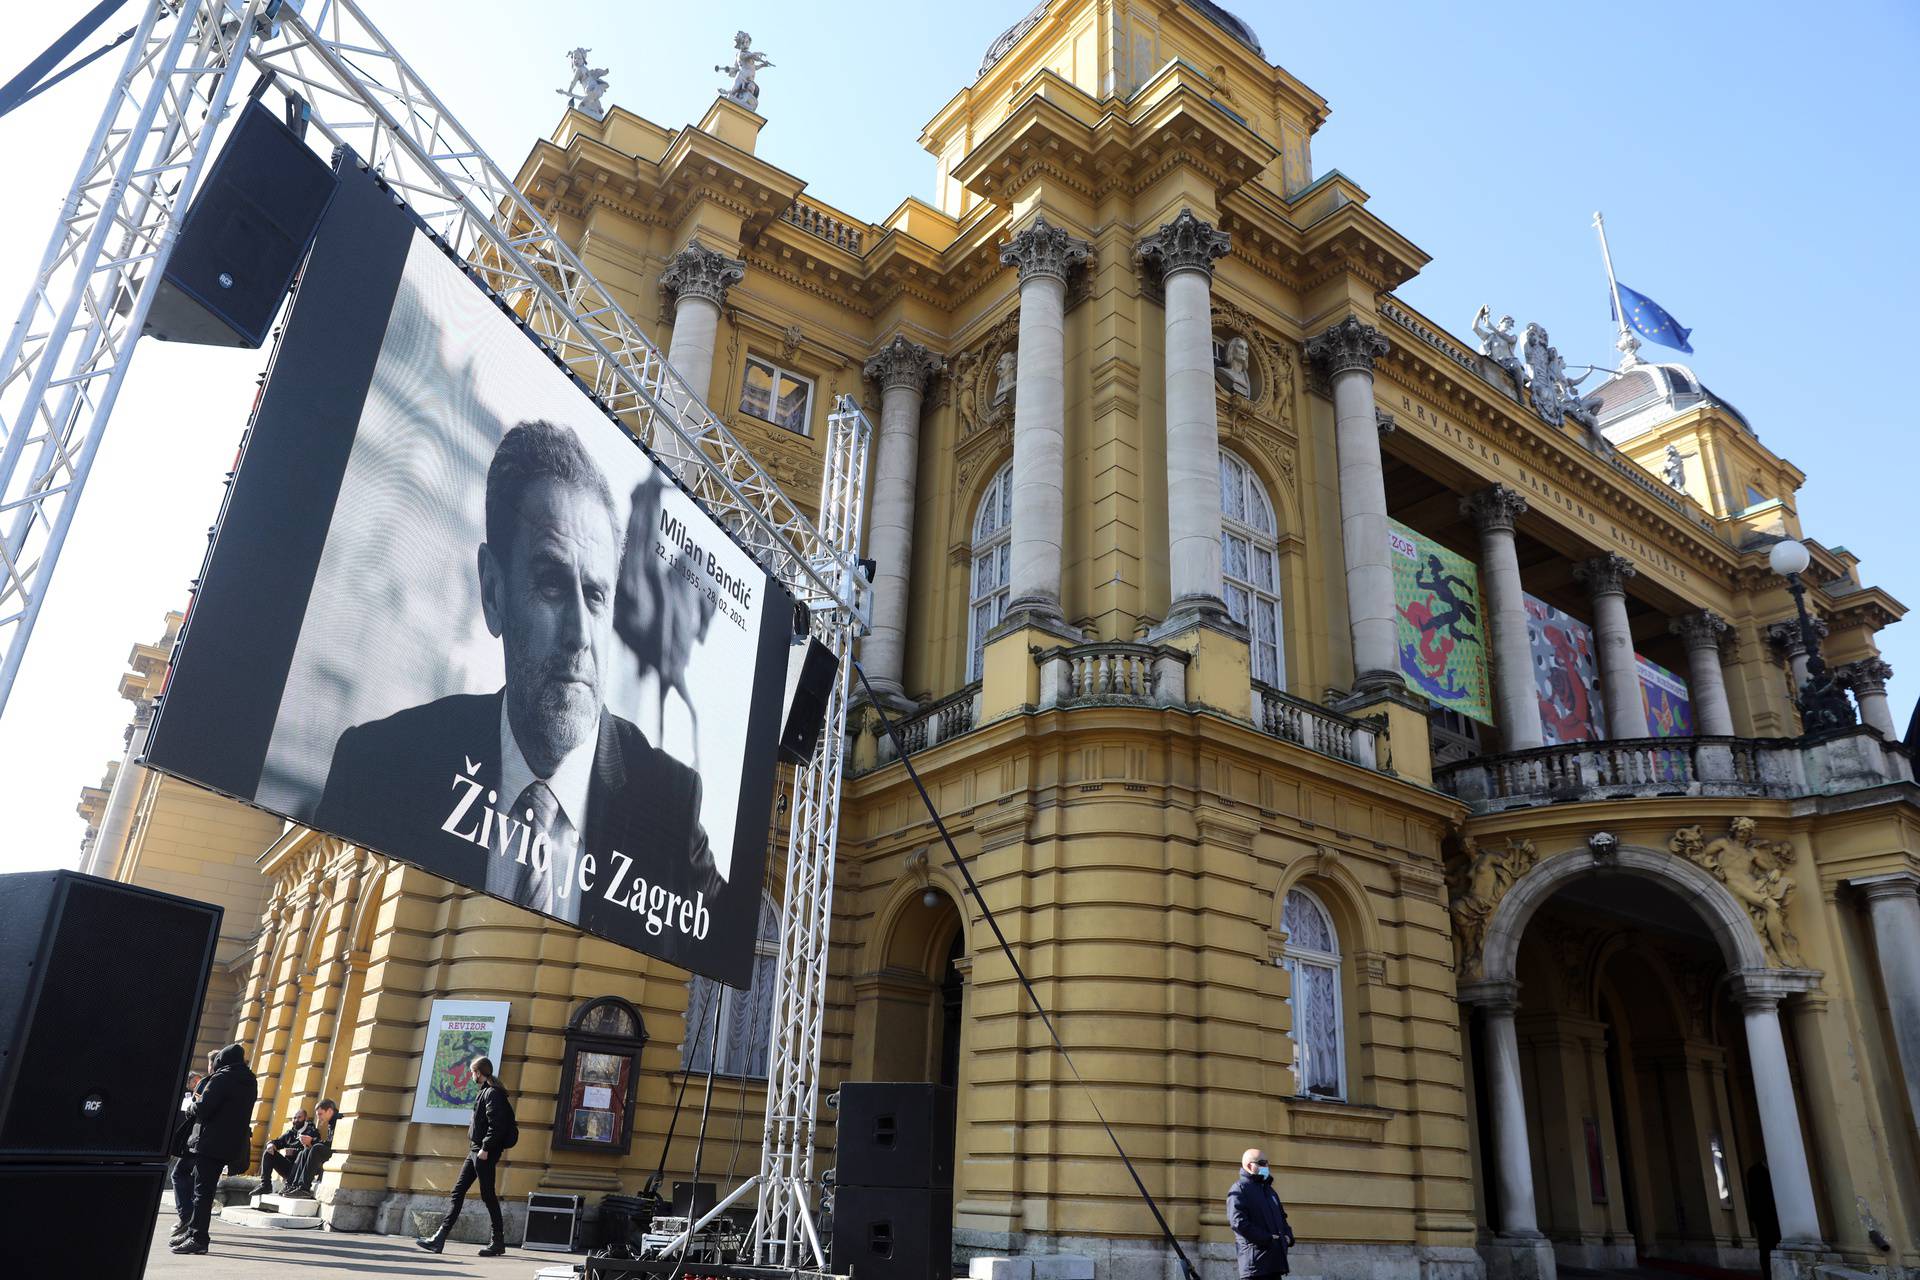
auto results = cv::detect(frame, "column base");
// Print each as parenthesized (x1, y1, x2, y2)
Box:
(1156, 594, 1240, 637)
(997, 598, 1080, 640)
(1480, 1234, 1555, 1280)
(1351, 667, 1409, 697)
(1765, 1242, 1838, 1280)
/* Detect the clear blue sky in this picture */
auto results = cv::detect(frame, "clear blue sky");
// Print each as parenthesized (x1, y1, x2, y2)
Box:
(0, 1, 1914, 870)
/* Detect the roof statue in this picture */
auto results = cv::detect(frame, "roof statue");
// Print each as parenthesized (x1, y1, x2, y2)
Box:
(718, 32, 773, 112)
(1471, 305, 1521, 389)
(1520, 322, 1601, 443)
(559, 47, 609, 118)
(1663, 443, 1693, 492)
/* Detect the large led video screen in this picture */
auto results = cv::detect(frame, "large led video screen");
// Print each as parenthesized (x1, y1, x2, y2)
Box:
(146, 160, 792, 987)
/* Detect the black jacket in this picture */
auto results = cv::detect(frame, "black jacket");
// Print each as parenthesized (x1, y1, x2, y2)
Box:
(266, 1121, 305, 1152)
(311, 692, 724, 964)
(469, 1082, 513, 1158)
(1227, 1172, 1293, 1278)
(187, 1043, 258, 1172)
(296, 1116, 335, 1163)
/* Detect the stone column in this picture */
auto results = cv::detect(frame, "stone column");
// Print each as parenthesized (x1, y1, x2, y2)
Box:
(859, 336, 944, 708)
(1671, 611, 1735, 736)
(1839, 659, 1897, 738)
(1767, 618, 1826, 692)
(1137, 210, 1231, 624)
(1573, 554, 1646, 738)
(658, 243, 745, 461)
(997, 218, 1089, 625)
(1306, 317, 1400, 692)
(1736, 981, 1824, 1246)
(1853, 873, 1920, 1139)
(1479, 990, 1544, 1239)
(1464, 485, 1544, 751)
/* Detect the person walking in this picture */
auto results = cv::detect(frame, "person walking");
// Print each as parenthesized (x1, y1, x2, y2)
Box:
(1226, 1148, 1294, 1280)
(169, 1043, 258, 1255)
(417, 1056, 516, 1257)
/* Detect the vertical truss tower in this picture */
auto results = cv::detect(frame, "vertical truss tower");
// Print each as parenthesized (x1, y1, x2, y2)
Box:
(0, 0, 867, 1264)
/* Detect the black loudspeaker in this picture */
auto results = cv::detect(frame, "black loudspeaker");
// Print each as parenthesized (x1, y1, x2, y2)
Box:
(0, 871, 222, 1162)
(0, 1163, 167, 1279)
(143, 97, 339, 348)
(671, 1179, 719, 1217)
(835, 1082, 955, 1190)
(779, 635, 840, 764)
(831, 1184, 952, 1280)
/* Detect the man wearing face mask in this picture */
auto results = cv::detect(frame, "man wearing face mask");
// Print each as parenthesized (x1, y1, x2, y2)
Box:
(1227, 1148, 1294, 1280)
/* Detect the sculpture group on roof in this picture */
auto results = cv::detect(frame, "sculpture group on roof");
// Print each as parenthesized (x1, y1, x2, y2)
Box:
(1474, 305, 1601, 442)
(559, 47, 609, 118)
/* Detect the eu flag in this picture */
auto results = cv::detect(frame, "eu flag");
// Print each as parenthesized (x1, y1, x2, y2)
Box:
(1611, 282, 1693, 353)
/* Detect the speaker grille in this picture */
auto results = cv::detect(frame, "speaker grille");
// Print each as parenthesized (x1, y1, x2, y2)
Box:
(0, 876, 220, 1161)
(0, 1163, 166, 1279)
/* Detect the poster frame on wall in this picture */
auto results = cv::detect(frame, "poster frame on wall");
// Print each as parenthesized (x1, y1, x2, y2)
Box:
(410, 998, 513, 1125)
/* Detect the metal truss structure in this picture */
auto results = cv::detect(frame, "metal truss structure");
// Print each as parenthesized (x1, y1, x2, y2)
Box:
(0, 0, 868, 1264)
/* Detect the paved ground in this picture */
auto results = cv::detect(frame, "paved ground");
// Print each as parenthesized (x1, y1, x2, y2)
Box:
(145, 1213, 582, 1277)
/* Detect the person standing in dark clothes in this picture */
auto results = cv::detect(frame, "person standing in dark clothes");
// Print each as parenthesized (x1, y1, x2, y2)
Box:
(258, 1106, 309, 1196)
(169, 1042, 258, 1255)
(1227, 1148, 1295, 1279)
(418, 1057, 515, 1257)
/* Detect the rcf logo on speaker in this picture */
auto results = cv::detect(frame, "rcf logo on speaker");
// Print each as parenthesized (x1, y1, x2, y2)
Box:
(82, 1094, 105, 1114)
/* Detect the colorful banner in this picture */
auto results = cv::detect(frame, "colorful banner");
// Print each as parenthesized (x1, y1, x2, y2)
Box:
(1525, 594, 1606, 745)
(1638, 655, 1694, 738)
(410, 999, 511, 1125)
(1390, 520, 1493, 724)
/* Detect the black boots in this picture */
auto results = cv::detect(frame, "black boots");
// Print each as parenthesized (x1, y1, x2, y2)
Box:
(477, 1228, 506, 1257)
(415, 1217, 452, 1253)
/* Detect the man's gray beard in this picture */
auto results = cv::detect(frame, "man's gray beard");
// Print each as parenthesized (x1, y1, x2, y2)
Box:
(512, 682, 598, 770)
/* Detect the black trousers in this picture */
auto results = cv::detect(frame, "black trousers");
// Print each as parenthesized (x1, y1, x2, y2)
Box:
(291, 1142, 330, 1190)
(260, 1148, 297, 1189)
(171, 1152, 226, 1240)
(443, 1149, 502, 1235)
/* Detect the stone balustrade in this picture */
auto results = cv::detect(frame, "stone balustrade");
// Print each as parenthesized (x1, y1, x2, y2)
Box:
(1036, 642, 1177, 707)
(1254, 683, 1379, 769)
(870, 683, 982, 768)
(780, 199, 866, 253)
(1439, 726, 1914, 813)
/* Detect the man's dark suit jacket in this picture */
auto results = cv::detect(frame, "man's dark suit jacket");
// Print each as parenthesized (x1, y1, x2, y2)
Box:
(312, 691, 720, 943)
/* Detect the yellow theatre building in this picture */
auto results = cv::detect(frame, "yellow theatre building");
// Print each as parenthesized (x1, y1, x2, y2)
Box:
(77, 4, 1920, 1279)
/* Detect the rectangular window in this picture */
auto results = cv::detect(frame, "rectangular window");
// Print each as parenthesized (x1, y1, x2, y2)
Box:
(740, 355, 813, 436)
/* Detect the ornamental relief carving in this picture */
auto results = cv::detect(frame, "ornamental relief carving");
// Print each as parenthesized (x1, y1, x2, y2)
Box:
(946, 312, 1020, 543)
(1210, 300, 1299, 494)
(1668, 817, 1803, 968)
(1446, 832, 1537, 981)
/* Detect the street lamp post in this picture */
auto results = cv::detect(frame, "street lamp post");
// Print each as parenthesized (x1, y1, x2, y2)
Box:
(1767, 538, 1856, 736)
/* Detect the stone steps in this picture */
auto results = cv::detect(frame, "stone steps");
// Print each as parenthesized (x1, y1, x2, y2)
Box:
(219, 1193, 325, 1230)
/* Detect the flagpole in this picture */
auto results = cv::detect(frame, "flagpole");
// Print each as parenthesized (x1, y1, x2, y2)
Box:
(1593, 211, 1640, 366)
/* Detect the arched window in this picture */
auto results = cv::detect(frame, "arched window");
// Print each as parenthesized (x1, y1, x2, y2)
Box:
(1220, 450, 1284, 687)
(968, 463, 1014, 681)
(683, 894, 780, 1077)
(1279, 887, 1343, 1099)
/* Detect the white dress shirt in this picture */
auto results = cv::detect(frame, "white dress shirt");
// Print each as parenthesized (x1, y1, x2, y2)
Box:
(490, 698, 594, 922)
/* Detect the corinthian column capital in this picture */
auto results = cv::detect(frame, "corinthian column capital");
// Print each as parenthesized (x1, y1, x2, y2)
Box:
(999, 216, 1092, 286)
(863, 335, 944, 395)
(1574, 553, 1637, 597)
(1136, 209, 1230, 282)
(1670, 609, 1730, 651)
(660, 242, 745, 308)
(1837, 657, 1894, 696)
(1461, 484, 1528, 534)
(1306, 315, 1390, 378)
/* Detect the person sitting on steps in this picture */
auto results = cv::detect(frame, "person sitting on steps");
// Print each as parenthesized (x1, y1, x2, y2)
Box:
(282, 1098, 337, 1198)
(258, 1105, 309, 1197)
(417, 1057, 517, 1258)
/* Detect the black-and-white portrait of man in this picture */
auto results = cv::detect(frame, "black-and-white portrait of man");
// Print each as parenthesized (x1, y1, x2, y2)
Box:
(313, 421, 716, 927)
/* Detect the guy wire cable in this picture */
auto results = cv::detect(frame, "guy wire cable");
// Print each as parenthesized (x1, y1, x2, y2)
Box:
(853, 661, 1203, 1280)
(665, 988, 727, 1280)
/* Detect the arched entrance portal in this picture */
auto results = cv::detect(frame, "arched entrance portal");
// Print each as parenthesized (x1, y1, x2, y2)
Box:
(853, 885, 967, 1087)
(1456, 841, 1826, 1280)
